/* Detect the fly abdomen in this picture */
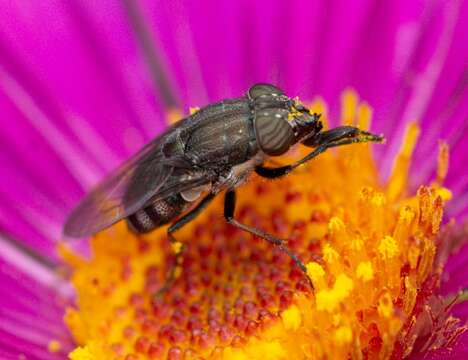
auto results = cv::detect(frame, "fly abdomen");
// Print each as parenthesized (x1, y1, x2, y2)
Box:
(127, 194, 188, 233)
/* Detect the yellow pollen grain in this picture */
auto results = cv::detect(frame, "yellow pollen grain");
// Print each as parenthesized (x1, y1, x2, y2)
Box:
(334, 326, 353, 345)
(224, 340, 285, 360)
(378, 236, 399, 259)
(371, 192, 386, 207)
(282, 305, 302, 331)
(329, 216, 345, 233)
(356, 261, 374, 282)
(189, 106, 200, 115)
(399, 206, 415, 223)
(69, 342, 107, 360)
(334, 274, 354, 298)
(322, 244, 340, 264)
(306, 262, 325, 282)
(435, 187, 452, 201)
(171, 241, 183, 253)
(47, 340, 61, 353)
(332, 314, 342, 327)
(317, 274, 354, 312)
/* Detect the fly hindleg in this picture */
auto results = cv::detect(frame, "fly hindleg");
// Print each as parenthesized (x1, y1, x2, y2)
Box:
(155, 193, 216, 298)
(223, 190, 314, 291)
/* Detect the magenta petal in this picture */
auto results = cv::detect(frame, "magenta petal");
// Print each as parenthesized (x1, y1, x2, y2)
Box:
(0, 0, 466, 358)
(0, 257, 73, 359)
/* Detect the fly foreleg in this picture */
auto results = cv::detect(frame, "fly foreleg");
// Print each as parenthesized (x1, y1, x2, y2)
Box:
(255, 126, 383, 179)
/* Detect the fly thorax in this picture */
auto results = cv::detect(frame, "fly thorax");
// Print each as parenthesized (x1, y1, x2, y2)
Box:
(215, 151, 266, 192)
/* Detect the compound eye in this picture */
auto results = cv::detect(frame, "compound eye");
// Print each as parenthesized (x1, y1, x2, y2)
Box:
(255, 110, 295, 156)
(248, 83, 284, 100)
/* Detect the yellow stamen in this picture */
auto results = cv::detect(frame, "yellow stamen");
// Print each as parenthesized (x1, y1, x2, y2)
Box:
(281, 305, 302, 331)
(378, 235, 399, 259)
(334, 326, 353, 345)
(356, 261, 374, 282)
(341, 89, 358, 125)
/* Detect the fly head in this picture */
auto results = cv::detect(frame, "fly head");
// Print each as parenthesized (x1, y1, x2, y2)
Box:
(248, 83, 323, 156)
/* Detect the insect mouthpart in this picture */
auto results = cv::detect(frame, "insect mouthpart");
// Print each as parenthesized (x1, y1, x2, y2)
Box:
(290, 112, 323, 143)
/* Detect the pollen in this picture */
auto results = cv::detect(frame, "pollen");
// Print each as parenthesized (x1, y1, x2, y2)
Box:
(334, 326, 352, 345)
(170, 241, 183, 254)
(63, 92, 466, 359)
(378, 235, 399, 259)
(281, 305, 302, 331)
(316, 275, 354, 312)
(306, 262, 325, 284)
(356, 261, 374, 282)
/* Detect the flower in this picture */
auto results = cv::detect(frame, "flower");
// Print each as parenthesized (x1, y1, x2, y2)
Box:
(62, 95, 466, 359)
(0, 1, 466, 359)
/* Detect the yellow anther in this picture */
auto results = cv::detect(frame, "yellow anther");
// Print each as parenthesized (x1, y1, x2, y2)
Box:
(306, 262, 325, 283)
(282, 305, 302, 331)
(356, 261, 374, 282)
(329, 216, 345, 233)
(171, 241, 183, 254)
(435, 187, 452, 201)
(323, 244, 340, 264)
(371, 193, 386, 207)
(399, 206, 415, 223)
(334, 274, 354, 299)
(316, 275, 354, 312)
(378, 236, 399, 259)
(189, 106, 200, 115)
(334, 326, 353, 345)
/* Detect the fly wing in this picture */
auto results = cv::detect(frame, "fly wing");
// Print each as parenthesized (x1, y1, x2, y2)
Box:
(63, 126, 211, 238)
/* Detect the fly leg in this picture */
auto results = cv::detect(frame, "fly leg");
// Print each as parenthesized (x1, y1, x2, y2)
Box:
(155, 193, 216, 298)
(224, 190, 314, 291)
(255, 126, 383, 179)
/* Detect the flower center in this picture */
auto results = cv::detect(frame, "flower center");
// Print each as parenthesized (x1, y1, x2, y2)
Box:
(62, 90, 462, 360)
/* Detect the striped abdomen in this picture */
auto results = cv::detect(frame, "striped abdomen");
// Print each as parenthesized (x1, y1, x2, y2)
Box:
(127, 194, 188, 233)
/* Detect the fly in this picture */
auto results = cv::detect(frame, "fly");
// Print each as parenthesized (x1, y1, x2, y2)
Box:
(64, 83, 384, 294)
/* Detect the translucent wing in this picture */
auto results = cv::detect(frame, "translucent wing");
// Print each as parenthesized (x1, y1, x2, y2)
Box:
(63, 126, 211, 238)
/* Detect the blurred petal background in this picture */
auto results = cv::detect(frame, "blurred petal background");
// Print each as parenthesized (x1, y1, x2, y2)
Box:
(0, 0, 466, 359)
